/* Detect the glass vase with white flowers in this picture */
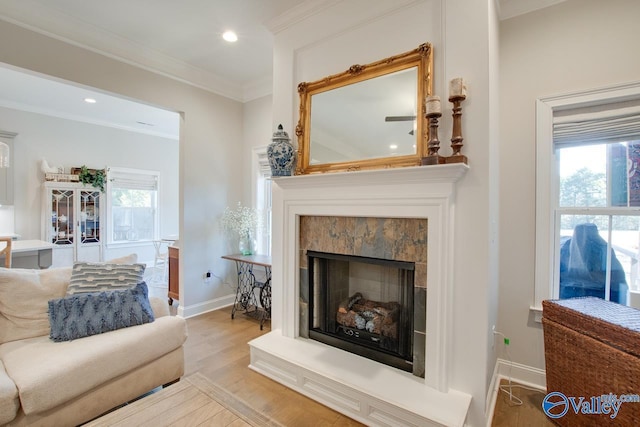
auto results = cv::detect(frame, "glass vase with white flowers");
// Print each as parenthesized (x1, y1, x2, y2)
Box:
(221, 202, 263, 255)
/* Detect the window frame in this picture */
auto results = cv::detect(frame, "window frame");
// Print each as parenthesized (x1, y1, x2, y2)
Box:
(106, 166, 160, 247)
(533, 81, 640, 320)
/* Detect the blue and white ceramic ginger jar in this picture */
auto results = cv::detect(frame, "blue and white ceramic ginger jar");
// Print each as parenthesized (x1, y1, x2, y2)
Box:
(267, 124, 296, 177)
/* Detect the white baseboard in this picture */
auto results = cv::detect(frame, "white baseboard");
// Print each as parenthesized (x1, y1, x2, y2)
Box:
(485, 358, 546, 427)
(178, 293, 235, 318)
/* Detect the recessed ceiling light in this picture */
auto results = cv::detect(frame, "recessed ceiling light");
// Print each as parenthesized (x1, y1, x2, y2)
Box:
(84, 98, 97, 104)
(222, 31, 238, 42)
(389, 144, 398, 150)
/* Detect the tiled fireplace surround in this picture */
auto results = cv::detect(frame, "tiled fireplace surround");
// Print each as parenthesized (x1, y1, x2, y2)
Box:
(249, 165, 472, 427)
(299, 215, 428, 378)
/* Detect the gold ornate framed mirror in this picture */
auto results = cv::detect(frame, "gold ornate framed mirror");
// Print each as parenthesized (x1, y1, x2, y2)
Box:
(295, 43, 433, 175)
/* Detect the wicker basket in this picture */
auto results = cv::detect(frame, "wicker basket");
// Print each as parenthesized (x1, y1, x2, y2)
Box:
(542, 297, 640, 426)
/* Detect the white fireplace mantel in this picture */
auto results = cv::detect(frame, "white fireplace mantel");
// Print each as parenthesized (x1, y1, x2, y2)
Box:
(273, 163, 469, 190)
(249, 164, 471, 426)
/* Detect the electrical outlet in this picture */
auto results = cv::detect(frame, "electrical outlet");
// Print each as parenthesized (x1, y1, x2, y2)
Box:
(491, 325, 496, 349)
(203, 270, 213, 284)
(492, 327, 511, 348)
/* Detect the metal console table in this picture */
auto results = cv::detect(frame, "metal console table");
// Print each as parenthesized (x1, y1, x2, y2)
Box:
(221, 254, 271, 330)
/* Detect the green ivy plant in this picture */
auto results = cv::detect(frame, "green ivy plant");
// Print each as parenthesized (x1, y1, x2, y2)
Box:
(78, 165, 106, 192)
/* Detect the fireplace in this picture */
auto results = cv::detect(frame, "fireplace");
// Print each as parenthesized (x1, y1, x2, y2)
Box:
(307, 251, 415, 373)
(248, 165, 471, 426)
(298, 215, 427, 377)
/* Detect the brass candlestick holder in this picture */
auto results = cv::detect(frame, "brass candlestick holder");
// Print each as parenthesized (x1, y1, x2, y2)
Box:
(446, 94, 468, 164)
(421, 111, 446, 165)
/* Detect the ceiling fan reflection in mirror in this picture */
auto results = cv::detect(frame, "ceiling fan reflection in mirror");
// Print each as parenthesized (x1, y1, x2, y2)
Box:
(385, 115, 417, 135)
(384, 115, 416, 122)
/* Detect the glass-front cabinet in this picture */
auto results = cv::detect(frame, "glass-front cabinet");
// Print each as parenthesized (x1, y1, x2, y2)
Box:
(43, 182, 103, 267)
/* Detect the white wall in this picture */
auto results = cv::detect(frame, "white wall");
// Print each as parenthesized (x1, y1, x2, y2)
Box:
(242, 94, 273, 206)
(0, 19, 244, 317)
(499, 0, 640, 371)
(271, 0, 498, 424)
(0, 106, 178, 263)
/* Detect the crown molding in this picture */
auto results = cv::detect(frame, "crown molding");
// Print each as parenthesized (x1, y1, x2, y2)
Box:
(497, 0, 568, 20)
(242, 74, 275, 103)
(266, 0, 426, 41)
(0, 1, 246, 102)
(265, 0, 343, 35)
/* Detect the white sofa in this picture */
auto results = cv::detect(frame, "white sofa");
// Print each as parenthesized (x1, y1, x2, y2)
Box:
(0, 266, 188, 427)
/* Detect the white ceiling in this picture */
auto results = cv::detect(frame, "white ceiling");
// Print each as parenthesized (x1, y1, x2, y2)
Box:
(0, 0, 566, 138)
(0, 0, 308, 102)
(0, 65, 181, 139)
(0, 0, 307, 140)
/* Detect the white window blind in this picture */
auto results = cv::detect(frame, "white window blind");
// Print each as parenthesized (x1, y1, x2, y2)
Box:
(108, 169, 158, 191)
(554, 100, 640, 147)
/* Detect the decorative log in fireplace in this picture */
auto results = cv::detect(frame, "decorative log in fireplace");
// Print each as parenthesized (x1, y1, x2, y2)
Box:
(336, 292, 401, 352)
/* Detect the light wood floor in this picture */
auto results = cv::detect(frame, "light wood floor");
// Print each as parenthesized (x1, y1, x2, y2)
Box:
(160, 293, 550, 427)
(491, 379, 554, 427)
(181, 305, 364, 426)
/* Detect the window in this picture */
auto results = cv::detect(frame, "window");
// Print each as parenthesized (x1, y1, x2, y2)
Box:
(106, 167, 159, 244)
(253, 148, 272, 256)
(555, 142, 639, 305)
(535, 82, 640, 312)
(260, 174, 272, 256)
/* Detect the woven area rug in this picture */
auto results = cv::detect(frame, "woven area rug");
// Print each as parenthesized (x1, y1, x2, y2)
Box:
(85, 373, 284, 427)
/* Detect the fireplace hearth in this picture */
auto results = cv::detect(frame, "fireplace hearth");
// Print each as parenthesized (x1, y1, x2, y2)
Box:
(307, 251, 414, 373)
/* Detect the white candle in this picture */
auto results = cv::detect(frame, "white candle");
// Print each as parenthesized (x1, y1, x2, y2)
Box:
(449, 77, 467, 98)
(425, 95, 441, 115)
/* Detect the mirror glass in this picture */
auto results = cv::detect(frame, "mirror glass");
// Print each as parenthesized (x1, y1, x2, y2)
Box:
(310, 67, 417, 164)
(296, 43, 432, 175)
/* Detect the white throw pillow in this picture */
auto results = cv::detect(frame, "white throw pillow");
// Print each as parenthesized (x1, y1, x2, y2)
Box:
(106, 253, 138, 264)
(0, 267, 72, 344)
(65, 262, 146, 295)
